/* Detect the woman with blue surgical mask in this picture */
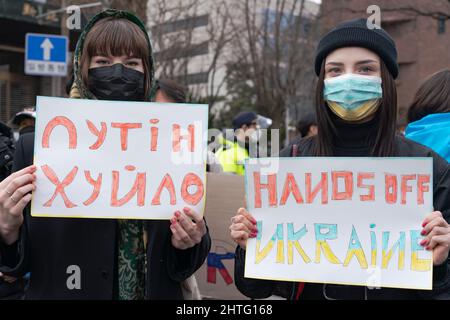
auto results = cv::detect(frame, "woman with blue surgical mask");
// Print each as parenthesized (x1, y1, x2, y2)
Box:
(230, 18, 450, 300)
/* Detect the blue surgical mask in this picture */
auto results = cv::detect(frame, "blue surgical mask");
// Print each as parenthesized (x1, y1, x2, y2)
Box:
(323, 73, 382, 110)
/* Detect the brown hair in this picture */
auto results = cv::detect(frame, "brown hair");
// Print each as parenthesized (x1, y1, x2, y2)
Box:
(314, 59, 397, 156)
(407, 69, 450, 123)
(80, 17, 151, 98)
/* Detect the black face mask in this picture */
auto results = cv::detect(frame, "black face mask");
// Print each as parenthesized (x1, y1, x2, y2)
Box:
(87, 63, 145, 101)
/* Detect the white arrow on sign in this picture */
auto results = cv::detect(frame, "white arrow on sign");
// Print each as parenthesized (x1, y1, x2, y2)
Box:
(40, 38, 54, 61)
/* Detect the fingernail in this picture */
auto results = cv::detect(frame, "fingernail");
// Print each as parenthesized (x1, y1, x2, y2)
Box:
(252, 227, 258, 233)
(183, 207, 189, 213)
(421, 230, 427, 236)
(420, 239, 427, 246)
(422, 221, 427, 228)
(175, 211, 180, 218)
(426, 246, 431, 251)
(249, 233, 257, 238)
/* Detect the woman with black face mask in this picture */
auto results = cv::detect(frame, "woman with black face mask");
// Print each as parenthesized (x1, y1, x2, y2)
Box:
(230, 18, 450, 300)
(0, 9, 211, 300)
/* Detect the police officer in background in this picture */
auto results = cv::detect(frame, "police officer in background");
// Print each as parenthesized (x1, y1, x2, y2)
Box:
(215, 111, 271, 176)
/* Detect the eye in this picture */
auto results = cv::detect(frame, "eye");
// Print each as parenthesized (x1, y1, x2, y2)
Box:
(326, 67, 342, 77)
(358, 66, 374, 74)
(125, 59, 141, 67)
(95, 59, 110, 65)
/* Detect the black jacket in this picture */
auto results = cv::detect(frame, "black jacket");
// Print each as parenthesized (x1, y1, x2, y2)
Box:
(0, 133, 211, 299)
(235, 135, 450, 300)
(0, 121, 14, 182)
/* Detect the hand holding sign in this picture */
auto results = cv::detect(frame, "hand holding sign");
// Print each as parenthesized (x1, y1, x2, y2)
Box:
(170, 207, 207, 250)
(230, 208, 258, 250)
(0, 165, 36, 244)
(421, 211, 450, 266)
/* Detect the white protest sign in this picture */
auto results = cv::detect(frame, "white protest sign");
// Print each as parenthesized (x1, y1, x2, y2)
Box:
(31, 96, 208, 219)
(244, 157, 433, 290)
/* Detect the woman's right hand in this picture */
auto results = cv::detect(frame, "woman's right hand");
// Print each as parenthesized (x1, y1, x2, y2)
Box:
(0, 165, 36, 245)
(229, 207, 258, 250)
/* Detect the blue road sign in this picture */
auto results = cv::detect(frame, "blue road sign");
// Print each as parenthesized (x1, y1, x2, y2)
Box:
(25, 33, 68, 76)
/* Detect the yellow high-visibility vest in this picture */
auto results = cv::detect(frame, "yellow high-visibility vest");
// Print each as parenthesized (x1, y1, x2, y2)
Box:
(215, 138, 249, 176)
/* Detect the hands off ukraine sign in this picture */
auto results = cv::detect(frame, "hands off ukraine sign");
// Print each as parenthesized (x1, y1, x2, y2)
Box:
(244, 157, 433, 290)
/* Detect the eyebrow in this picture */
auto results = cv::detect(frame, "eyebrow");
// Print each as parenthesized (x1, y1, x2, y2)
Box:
(92, 54, 140, 59)
(355, 59, 378, 66)
(325, 62, 344, 66)
(325, 59, 378, 67)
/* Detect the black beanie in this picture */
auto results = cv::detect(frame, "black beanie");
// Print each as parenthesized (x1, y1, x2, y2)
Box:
(314, 18, 398, 79)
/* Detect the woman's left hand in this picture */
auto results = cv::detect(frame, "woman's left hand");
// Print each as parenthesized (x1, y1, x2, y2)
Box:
(421, 211, 450, 266)
(0, 272, 17, 283)
(170, 207, 206, 250)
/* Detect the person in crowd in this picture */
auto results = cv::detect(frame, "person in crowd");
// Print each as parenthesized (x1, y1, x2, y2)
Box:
(155, 79, 187, 104)
(0, 9, 210, 300)
(0, 121, 23, 299)
(10, 108, 35, 139)
(0, 122, 14, 183)
(297, 112, 318, 138)
(405, 69, 450, 162)
(215, 111, 260, 176)
(229, 18, 450, 300)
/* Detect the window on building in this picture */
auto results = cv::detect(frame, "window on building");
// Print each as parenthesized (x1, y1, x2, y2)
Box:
(438, 16, 446, 34)
(152, 14, 209, 35)
(175, 72, 209, 85)
(155, 41, 209, 60)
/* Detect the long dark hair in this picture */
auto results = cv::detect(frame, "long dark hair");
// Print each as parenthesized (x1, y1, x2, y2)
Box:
(313, 59, 397, 157)
(407, 69, 450, 123)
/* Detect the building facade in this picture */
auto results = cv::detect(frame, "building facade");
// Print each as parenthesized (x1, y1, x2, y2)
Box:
(147, 0, 320, 122)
